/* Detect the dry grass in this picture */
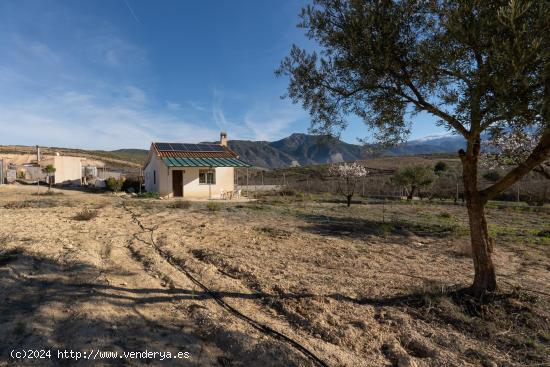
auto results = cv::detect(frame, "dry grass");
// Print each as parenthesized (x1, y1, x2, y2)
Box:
(206, 201, 221, 211)
(169, 200, 191, 209)
(0, 185, 548, 366)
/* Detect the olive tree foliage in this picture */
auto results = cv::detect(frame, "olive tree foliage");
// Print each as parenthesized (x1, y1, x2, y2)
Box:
(42, 164, 56, 191)
(277, 0, 550, 294)
(391, 165, 435, 200)
(328, 162, 368, 206)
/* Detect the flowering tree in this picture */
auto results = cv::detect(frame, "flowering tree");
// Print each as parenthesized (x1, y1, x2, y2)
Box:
(485, 130, 550, 179)
(484, 129, 550, 205)
(328, 162, 368, 206)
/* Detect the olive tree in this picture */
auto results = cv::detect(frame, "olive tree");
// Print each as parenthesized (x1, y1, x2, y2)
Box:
(391, 165, 435, 200)
(328, 162, 368, 206)
(42, 164, 56, 191)
(277, 0, 550, 294)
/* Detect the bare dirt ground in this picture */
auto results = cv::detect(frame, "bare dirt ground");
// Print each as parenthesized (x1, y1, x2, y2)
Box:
(0, 185, 549, 366)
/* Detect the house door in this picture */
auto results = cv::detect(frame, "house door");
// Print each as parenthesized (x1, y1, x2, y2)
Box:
(172, 170, 183, 197)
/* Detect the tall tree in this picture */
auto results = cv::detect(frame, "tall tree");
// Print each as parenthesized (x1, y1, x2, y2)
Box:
(277, 0, 550, 294)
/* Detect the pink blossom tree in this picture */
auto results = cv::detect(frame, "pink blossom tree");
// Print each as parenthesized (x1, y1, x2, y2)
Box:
(328, 162, 368, 207)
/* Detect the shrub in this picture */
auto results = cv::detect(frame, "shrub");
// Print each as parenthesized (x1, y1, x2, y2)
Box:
(122, 177, 142, 193)
(72, 209, 98, 221)
(206, 202, 221, 211)
(280, 188, 295, 196)
(434, 161, 448, 173)
(482, 170, 501, 182)
(170, 200, 191, 209)
(106, 177, 125, 192)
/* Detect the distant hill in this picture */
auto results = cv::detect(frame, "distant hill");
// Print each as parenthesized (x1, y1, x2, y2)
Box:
(226, 133, 465, 168)
(1, 133, 466, 170)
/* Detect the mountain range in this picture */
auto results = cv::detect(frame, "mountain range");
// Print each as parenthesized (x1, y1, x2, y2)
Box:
(1, 133, 466, 170)
(224, 133, 465, 168)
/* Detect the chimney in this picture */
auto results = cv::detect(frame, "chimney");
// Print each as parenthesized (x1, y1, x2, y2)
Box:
(220, 131, 228, 147)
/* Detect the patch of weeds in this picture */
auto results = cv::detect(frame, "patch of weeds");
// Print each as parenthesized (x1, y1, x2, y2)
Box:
(255, 226, 292, 238)
(32, 191, 63, 196)
(135, 191, 160, 199)
(377, 223, 396, 236)
(3, 199, 58, 209)
(536, 229, 550, 238)
(439, 212, 452, 219)
(280, 188, 295, 196)
(3, 201, 31, 209)
(72, 209, 99, 221)
(206, 201, 221, 212)
(413, 289, 550, 366)
(169, 200, 191, 209)
(246, 203, 265, 210)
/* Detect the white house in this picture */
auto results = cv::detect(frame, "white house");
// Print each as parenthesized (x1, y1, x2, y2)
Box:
(143, 132, 249, 198)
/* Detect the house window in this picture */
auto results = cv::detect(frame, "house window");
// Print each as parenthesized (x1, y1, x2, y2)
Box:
(199, 169, 215, 184)
(153, 170, 156, 185)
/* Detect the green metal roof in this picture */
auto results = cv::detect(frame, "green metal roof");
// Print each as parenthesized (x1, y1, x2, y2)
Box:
(162, 157, 250, 167)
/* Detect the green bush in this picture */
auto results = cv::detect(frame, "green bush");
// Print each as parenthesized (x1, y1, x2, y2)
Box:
(482, 170, 501, 182)
(434, 161, 448, 173)
(106, 177, 125, 192)
(206, 201, 221, 211)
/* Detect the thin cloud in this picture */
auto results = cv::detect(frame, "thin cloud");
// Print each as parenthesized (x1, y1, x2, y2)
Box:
(0, 90, 219, 150)
(123, 0, 141, 23)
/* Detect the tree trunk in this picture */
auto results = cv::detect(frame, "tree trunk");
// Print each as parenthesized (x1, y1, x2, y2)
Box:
(407, 185, 416, 200)
(462, 146, 497, 295)
(465, 196, 497, 294)
(346, 195, 352, 207)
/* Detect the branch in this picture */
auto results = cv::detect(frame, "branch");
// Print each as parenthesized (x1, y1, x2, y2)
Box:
(390, 64, 469, 137)
(480, 129, 550, 200)
(396, 85, 469, 138)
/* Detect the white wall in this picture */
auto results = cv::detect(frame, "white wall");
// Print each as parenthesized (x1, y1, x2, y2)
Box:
(144, 154, 169, 194)
(180, 167, 234, 198)
(144, 154, 235, 198)
(41, 156, 82, 185)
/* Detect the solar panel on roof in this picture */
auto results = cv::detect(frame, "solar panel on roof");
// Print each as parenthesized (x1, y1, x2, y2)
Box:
(156, 143, 173, 151)
(171, 143, 186, 151)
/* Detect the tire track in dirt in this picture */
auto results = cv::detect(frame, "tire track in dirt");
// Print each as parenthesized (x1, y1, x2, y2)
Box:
(121, 201, 331, 367)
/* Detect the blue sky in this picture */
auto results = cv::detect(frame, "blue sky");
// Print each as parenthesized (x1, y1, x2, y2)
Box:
(0, 0, 444, 150)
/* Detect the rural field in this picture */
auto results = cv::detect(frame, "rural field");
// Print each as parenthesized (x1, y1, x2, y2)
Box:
(0, 185, 548, 366)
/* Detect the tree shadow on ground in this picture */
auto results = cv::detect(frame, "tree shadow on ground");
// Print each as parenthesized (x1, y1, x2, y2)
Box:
(295, 213, 456, 239)
(0, 249, 313, 366)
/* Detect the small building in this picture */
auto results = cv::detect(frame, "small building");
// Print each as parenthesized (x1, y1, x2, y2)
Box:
(40, 156, 83, 185)
(143, 132, 250, 198)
